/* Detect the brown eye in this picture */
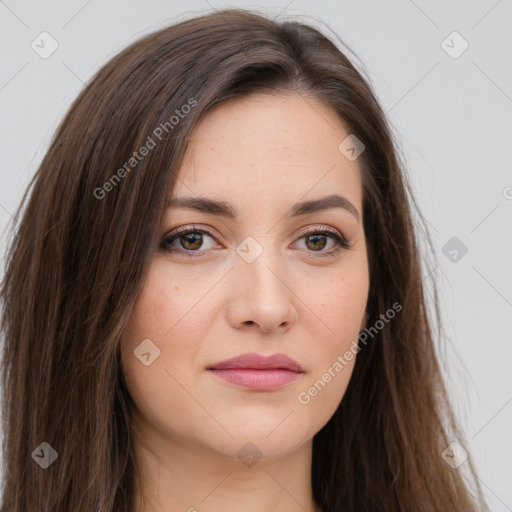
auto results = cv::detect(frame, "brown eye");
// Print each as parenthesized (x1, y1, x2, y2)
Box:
(178, 233, 204, 250)
(294, 228, 351, 258)
(160, 228, 217, 255)
(304, 234, 328, 251)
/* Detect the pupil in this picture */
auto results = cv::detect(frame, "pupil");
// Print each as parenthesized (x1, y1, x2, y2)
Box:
(307, 235, 326, 251)
(182, 233, 202, 250)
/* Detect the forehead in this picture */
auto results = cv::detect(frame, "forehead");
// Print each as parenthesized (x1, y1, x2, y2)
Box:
(173, 92, 363, 210)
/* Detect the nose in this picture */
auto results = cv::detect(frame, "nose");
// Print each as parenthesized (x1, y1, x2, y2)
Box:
(225, 244, 298, 335)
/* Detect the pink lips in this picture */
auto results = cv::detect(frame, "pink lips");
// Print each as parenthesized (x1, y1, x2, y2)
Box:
(207, 352, 304, 391)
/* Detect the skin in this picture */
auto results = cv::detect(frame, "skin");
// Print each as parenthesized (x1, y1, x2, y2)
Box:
(121, 92, 370, 512)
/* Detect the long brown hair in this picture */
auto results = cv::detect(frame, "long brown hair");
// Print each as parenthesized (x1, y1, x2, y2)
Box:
(1, 8, 487, 511)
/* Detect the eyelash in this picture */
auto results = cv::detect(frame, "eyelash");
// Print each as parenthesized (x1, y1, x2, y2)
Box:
(160, 224, 351, 259)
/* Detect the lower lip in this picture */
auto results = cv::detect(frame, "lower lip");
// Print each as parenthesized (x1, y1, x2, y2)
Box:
(207, 368, 302, 390)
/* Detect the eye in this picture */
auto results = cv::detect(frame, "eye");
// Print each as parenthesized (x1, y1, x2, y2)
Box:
(293, 226, 351, 258)
(160, 226, 218, 257)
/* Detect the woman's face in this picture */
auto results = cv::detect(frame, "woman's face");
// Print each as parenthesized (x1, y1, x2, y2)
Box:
(121, 92, 369, 462)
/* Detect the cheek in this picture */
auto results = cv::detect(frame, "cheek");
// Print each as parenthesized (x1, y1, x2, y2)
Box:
(120, 262, 211, 437)
(325, 277, 366, 330)
(302, 260, 369, 346)
(123, 259, 215, 351)
(293, 260, 368, 411)
(120, 261, 202, 392)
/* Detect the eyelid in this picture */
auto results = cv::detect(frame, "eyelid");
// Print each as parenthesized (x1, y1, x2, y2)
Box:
(163, 225, 219, 243)
(296, 224, 348, 242)
(160, 225, 219, 255)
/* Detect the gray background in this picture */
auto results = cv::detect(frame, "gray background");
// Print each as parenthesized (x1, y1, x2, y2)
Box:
(1, 0, 511, 509)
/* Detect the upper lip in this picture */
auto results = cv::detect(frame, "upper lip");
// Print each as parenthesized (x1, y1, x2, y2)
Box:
(207, 352, 304, 372)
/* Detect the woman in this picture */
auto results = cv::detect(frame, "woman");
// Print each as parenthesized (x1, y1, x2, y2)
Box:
(0, 8, 488, 512)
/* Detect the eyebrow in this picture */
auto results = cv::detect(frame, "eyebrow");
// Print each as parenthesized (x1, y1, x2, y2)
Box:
(166, 194, 360, 221)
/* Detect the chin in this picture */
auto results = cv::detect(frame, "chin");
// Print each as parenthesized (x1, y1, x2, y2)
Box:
(194, 416, 315, 462)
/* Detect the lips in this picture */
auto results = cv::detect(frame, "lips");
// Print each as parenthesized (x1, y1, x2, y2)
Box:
(207, 352, 304, 372)
(207, 352, 304, 391)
